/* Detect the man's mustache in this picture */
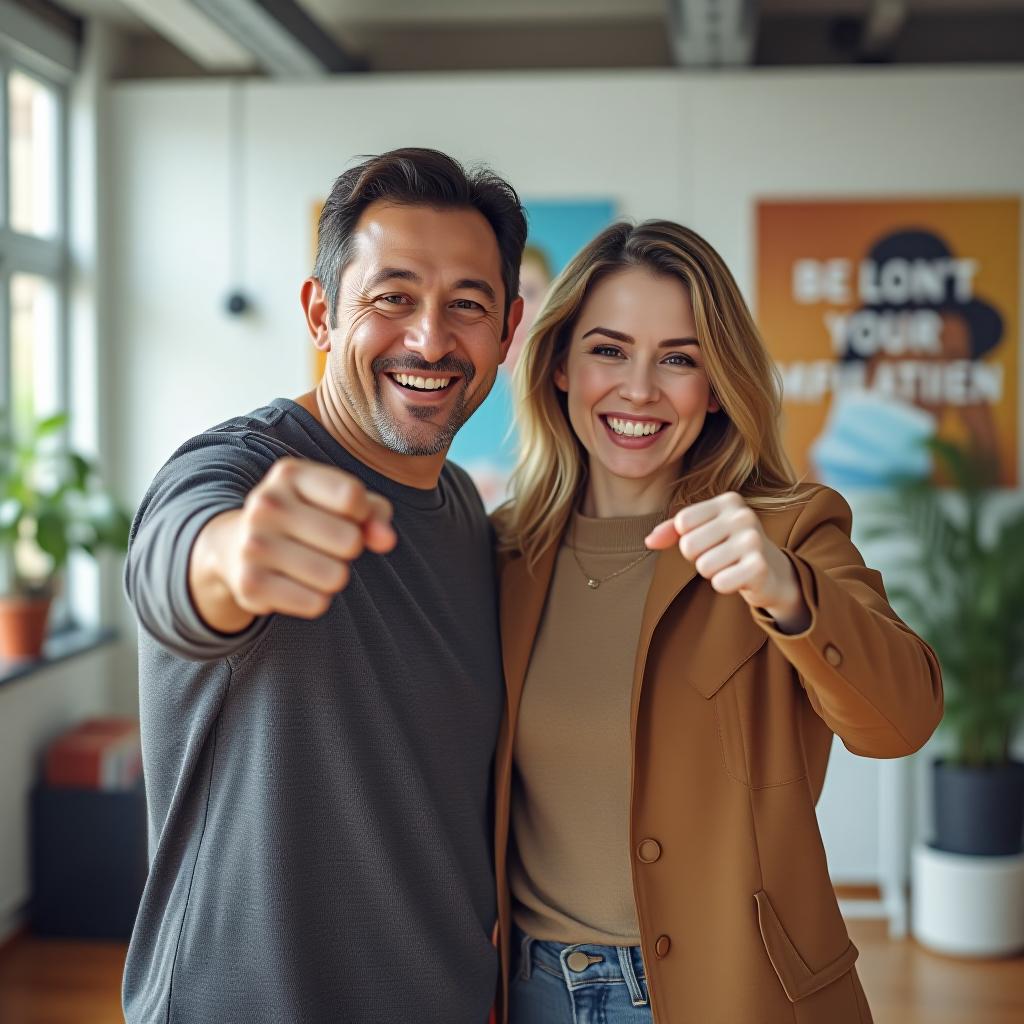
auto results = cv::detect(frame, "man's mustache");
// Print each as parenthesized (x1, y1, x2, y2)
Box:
(372, 356, 475, 382)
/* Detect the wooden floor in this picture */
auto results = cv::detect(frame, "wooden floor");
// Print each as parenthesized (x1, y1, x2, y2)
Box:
(0, 920, 1022, 1023)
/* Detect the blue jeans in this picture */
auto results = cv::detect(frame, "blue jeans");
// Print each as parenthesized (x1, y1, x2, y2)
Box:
(510, 925, 653, 1024)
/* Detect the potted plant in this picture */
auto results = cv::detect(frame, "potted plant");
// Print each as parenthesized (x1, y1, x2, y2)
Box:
(0, 412, 131, 660)
(864, 436, 1024, 955)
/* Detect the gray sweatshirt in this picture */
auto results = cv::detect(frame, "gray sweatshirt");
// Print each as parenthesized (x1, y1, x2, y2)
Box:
(122, 398, 503, 1024)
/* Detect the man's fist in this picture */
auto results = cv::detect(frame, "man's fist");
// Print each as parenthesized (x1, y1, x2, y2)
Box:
(189, 459, 397, 633)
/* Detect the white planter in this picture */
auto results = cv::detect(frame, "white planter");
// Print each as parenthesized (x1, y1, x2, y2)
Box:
(911, 842, 1024, 957)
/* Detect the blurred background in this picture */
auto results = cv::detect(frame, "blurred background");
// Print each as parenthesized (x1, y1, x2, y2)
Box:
(0, 1, 1021, 1022)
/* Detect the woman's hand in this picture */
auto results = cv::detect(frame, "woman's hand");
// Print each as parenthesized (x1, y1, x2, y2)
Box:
(646, 492, 811, 634)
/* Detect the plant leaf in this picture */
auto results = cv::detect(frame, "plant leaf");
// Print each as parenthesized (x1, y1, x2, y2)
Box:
(34, 507, 69, 573)
(34, 413, 68, 440)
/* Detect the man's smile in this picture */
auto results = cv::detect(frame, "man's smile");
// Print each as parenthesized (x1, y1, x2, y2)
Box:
(388, 372, 457, 393)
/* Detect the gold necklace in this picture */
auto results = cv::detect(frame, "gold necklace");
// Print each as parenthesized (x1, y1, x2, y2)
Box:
(569, 519, 655, 590)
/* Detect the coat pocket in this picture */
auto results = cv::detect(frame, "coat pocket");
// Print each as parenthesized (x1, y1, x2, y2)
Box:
(754, 890, 859, 1002)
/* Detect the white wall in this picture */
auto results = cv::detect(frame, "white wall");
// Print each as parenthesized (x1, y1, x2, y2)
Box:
(104, 67, 1024, 889)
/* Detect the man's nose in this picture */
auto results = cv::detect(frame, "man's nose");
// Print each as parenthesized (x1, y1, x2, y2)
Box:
(405, 304, 456, 364)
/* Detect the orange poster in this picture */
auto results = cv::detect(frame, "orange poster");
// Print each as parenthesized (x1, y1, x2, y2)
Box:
(756, 198, 1019, 488)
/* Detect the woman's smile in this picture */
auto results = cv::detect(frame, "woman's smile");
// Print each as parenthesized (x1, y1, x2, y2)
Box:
(599, 413, 669, 446)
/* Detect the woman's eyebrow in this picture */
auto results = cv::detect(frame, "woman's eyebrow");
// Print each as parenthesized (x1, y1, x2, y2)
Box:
(582, 326, 700, 348)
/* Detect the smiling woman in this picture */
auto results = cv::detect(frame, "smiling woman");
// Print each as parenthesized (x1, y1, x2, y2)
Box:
(502, 220, 797, 565)
(491, 220, 944, 1024)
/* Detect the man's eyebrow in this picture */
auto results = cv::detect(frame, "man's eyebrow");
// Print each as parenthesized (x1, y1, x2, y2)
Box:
(454, 278, 497, 303)
(364, 268, 422, 291)
(363, 269, 497, 304)
(582, 326, 700, 348)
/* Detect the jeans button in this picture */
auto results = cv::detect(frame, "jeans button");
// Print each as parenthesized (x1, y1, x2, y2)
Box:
(567, 951, 594, 972)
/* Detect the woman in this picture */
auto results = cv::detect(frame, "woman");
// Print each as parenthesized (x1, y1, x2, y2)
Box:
(492, 221, 943, 1024)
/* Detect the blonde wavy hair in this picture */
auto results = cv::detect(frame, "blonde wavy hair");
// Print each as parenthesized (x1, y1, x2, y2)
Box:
(500, 219, 808, 567)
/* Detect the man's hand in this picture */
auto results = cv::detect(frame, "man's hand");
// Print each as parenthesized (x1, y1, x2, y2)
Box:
(189, 459, 397, 634)
(645, 491, 811, 634)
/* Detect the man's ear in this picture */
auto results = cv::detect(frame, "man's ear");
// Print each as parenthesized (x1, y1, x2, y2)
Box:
(301, 277, 332, 351)
(498, 295, 525, 365)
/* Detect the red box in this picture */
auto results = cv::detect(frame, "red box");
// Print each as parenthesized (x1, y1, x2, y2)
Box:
(44, 718, 142, 790)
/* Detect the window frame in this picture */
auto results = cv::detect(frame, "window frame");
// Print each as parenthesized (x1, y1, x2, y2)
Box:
(0, 46, 73, 629)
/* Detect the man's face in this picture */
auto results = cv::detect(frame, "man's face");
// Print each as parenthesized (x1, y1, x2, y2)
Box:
(329, 201, 517, 456)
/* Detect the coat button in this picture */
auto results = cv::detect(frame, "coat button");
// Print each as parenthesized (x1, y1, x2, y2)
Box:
(824, 644, 843, 667)
(637, 839, 662, 863)
(655, 935, 671, 958)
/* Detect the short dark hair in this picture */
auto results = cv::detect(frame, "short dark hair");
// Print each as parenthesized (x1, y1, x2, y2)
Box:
(313, 147, 527, 334)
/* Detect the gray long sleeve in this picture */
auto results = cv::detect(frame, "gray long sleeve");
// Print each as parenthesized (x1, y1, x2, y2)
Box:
(122, 399, 504, 1024)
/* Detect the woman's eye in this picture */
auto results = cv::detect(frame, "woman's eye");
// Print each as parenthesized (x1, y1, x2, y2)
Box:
(663, 353, 695, 367)
(591, 345, 623, 358)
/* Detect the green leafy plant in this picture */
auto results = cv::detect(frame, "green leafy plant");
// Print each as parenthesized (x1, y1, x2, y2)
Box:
(0, 412, 131, 598)
(862, 437, 1024, 768)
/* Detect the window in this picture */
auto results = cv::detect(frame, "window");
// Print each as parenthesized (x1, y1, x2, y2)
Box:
(9, 69, 60, 240)
(1, 48, 70, 628)
(2, 63, 66, 439)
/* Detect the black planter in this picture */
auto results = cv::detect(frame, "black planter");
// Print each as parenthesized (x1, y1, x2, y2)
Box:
(933, 759, 1024, 856)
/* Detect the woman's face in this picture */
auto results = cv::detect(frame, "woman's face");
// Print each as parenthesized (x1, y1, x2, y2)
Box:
(554, 267, 719, 505)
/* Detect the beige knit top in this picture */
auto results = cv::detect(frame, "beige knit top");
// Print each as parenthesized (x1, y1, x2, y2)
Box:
(509, 509, 664, 945)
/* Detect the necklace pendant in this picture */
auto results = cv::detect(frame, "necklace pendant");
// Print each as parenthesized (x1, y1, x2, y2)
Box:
(587, 578, 600, 589)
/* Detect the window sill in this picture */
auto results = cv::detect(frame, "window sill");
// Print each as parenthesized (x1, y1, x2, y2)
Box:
(0, 626, 118, 690)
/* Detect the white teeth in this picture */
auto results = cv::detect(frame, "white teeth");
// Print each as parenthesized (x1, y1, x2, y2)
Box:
(606, 417, 663, 437)
(393, 373, 453, 391)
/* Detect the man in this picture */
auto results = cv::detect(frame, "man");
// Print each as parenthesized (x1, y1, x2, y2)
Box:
(123, 148, 526, 1024)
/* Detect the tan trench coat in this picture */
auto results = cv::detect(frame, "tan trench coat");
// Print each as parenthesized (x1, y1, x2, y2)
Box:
(494, 484, 943, 1023)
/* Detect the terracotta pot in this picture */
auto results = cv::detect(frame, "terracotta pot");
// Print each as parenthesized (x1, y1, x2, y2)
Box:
(0, 593, 54, 661)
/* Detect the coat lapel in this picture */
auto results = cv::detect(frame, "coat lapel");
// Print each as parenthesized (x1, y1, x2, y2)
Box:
(631, 542, 699, 739)
(500, 543, 559, 731)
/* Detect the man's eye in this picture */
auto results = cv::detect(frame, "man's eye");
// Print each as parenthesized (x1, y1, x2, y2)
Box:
(377, 294, 411, 305)
(452, 299, 483, 310)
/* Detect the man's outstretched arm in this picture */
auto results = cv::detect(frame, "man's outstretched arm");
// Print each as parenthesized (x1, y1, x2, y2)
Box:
(188, 458, 396, 634)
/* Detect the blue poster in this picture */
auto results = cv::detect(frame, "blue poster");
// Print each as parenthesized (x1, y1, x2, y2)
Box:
(448, 198, 617, 508)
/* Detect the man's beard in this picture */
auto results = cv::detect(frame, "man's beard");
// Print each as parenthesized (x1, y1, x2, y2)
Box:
(359, 355, 479, 457)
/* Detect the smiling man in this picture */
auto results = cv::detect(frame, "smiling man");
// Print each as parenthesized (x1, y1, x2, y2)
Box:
(122, 149, 525, 1024)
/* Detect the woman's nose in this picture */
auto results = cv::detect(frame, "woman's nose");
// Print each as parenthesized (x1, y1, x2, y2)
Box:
(619, 361, 658, 404)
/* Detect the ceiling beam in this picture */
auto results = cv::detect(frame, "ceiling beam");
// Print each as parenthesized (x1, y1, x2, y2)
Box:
(189, 0, 364, 76)
(116, 0, 255, 70)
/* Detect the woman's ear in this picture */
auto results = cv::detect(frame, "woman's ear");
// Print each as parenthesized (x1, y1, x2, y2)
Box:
(708, 390, 720, 413)
(553, 361, 569, 393)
